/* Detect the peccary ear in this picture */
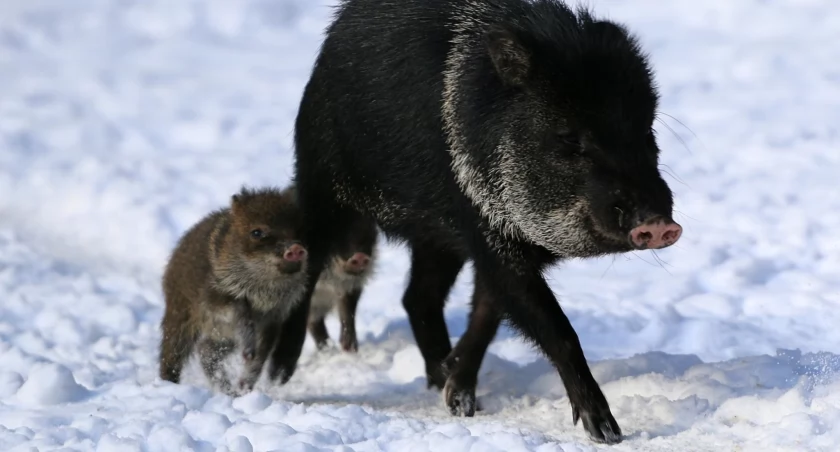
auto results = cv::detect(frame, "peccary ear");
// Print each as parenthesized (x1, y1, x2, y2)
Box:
(231, 187, 249, 214)
(230, 193, 242, 215)
(485, 26, 531, 87)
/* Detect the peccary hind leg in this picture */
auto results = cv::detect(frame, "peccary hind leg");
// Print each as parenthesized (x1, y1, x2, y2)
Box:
(401, 243, 465, 390)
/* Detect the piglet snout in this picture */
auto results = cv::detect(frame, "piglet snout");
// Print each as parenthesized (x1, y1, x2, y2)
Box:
(283, 243, 308, 262)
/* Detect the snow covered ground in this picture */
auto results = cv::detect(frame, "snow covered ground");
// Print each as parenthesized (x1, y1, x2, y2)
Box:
(2, 0, 840, 450)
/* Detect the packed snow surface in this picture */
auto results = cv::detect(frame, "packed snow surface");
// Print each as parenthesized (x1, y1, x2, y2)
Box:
(2, 0, 840, 450)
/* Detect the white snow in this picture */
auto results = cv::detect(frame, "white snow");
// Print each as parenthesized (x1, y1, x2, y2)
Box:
(14, 363, 92, 407)
(1, 0, 840, 450)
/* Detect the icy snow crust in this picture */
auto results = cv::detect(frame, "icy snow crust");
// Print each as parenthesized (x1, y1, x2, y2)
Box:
(2, 0, 840, 450)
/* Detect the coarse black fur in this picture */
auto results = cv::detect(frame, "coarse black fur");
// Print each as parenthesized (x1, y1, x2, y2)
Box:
(291, 0, 680, 444)
(159, 186, 310, 395)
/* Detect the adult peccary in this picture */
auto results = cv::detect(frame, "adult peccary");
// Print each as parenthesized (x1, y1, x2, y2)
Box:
(287, 0, 683, 444)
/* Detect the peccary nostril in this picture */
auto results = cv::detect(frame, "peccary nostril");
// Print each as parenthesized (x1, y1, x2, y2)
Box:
(661, 225, 681, 244)
(283, 244, 307, 262)
(628, 216, 682, 250)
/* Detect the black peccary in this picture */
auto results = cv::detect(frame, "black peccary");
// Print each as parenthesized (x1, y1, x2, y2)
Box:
(289, 0, 683, 444)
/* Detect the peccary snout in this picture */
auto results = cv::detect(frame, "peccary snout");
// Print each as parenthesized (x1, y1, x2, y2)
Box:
(344, 252, 371, 274)
(282, 243, 308, 262)
(629, 216, 682, 250)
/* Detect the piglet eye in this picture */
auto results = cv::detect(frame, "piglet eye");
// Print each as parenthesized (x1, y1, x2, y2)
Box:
(250, 229, 264, 239)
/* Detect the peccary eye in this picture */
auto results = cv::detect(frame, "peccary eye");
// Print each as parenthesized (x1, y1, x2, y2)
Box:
(250, 229, 264, 239)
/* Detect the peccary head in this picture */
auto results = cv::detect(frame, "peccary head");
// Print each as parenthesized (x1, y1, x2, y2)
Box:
(228, 186, 308, 275)
(444, 4, 682, 258)
(211, 185, 309, 305)
(207, 186, 310, 309)
(331, 216, 378, 277)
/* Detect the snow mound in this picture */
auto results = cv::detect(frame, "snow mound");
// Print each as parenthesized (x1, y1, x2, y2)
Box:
(15, 363, 92, 406)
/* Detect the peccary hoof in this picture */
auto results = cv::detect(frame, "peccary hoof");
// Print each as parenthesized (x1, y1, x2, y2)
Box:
(339, 333, 358, 353)
(572, 405, 623, 445)
(237, 378, 256, 394)
(425, 366, 448, 391)
(269, 363, 296, 385)
(314, 339, 331, 352)
(443, 377, 477, 417)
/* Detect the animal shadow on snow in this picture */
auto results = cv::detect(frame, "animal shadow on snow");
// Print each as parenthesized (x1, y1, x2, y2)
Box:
(276, 307, 840, 438)
(275, 312, 840, 439)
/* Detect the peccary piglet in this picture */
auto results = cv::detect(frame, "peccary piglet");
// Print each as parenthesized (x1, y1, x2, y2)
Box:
(292, 0, 683, 444)
(158, 186, 309, 395)
(307, 214, 378, 352)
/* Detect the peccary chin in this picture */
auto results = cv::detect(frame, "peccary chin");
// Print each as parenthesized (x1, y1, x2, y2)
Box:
(446, 5, 674, 257)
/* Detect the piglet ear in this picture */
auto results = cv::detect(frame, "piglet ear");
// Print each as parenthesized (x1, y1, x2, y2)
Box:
(230, 194, 243, 216)
(485, 26, 531, 87)
(231, 187, 249, 215)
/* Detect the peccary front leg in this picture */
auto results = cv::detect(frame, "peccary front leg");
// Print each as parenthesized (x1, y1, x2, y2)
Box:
(235, 303, 257, 362)
(237, 327, 274, 393)
(198, 338, 236, 395)
(337, 287, 363, 352)
(268, 248, 325, 384)
(158, 292, 197, 384)
(267, 296, 313, 384)
(268, 198, 350, 383)
(401, 244, 465, 390)
(473, 246, 621, 444)
(307, 317, 331, 350)
(442, 268, 501, 417)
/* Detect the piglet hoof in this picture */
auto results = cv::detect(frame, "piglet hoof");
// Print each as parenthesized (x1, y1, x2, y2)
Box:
(218, 382, 237, 397)
(237, 378, 256, 394)
(314, 339, 331, 352)
(572, 404, 622, 445)
(269, 362, 296, 385)
(339, 332, 358, 353)
(277, 370, 293, 385)
(443, 376, 477, 417)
